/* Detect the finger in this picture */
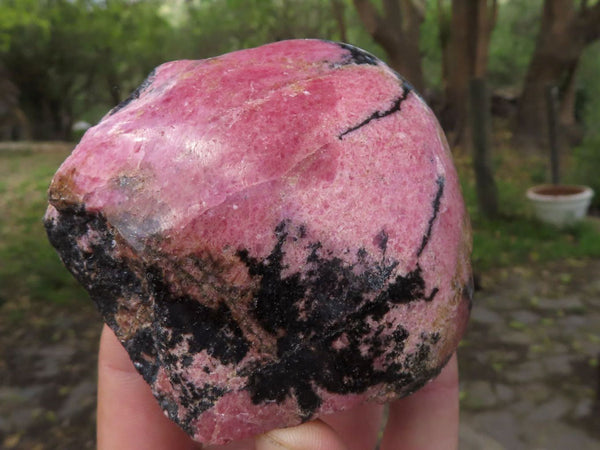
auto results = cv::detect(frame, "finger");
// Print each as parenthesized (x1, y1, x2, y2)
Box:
(255, 419, 349, 450)
(380, 353, 459, 450)
(97, 324, 200, 450)
(202, 438, 255, 450)
(321, 402, 384, 450)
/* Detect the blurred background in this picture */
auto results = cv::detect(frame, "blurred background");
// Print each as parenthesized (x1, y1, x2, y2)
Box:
(1, 1, 599, 449)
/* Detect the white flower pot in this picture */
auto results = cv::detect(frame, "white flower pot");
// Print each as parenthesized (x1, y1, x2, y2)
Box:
(526, 185, 594, 227)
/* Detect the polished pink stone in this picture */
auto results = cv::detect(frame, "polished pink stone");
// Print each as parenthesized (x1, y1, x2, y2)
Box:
(45, 39, 472, 445)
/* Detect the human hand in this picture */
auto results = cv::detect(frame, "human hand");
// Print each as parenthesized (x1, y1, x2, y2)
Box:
(97, 324, 459, 450)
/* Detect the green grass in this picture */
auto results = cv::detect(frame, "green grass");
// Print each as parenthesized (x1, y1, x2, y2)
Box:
(0, 147, 87, 312)
(458, 150, 600, 272)
(471, 217, 600, 271)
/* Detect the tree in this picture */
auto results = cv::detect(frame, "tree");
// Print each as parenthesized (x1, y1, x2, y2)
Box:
(183, 0, 346, 59)
(350, 1, 498, 145)
(514, 0, 600, 150)
(89, 0, 176, 105)
(1, 0, 174, 140)
(0, 63, 29, 140)
(352, 0, 426, 92)
(469, 78, 498, 218)
(439, 0, 497, 145)
(331, 0, 349, 43)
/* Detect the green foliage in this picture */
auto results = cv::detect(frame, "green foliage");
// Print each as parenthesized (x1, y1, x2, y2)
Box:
(179, 0, 379, 58)
(0, 0, 50, 52)
(1, 0, 599, 143)
(471, 215, 600, 271)
(415, 0, 544, 91)
(420, 0, 444, 89)
(1, 0, 386, 139)
(487, 0, 542, 89)
(1, 0, 177, 138)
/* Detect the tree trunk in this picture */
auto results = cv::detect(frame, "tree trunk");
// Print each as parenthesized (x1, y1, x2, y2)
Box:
(441, 0, 496, 147)
(48, 98, 69, 141)
(385, 33, 425, 92)
(0, 64, 29, 140)
(514, 0, 600, 151)
(331, 0, 348, 43)
(558, 61, 578, 129)
(470, 78, 498, 218)
(353, 0, 425, 92)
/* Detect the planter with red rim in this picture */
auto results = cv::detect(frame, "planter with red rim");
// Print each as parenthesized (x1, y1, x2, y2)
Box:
(526, 184, 594, 227)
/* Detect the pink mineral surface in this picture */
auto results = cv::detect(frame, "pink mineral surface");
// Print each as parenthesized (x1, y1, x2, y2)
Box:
(44, 39, 472, 445)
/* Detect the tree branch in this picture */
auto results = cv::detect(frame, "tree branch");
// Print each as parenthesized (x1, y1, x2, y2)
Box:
(407, 0, 426, 22)
(331, 0, 348, 42)
(383, 0, 403, 27)
(352, 0, 382, 36)
(353, 0, 399, 50)
(437, 0, 451, 43)
(399, 0, 425, 33)
(489, 0, 498, 28)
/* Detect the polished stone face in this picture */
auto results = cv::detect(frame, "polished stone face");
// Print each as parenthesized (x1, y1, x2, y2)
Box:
(45, 39, 472, 445)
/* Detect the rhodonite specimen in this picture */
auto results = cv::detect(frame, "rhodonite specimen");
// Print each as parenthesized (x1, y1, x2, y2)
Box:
(44, 40, 472, 445)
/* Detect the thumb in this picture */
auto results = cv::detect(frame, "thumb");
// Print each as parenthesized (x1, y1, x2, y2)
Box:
(255, 420, 349, 450)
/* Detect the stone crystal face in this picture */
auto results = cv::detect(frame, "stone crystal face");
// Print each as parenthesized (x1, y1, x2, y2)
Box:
(44, 40, 472, 444)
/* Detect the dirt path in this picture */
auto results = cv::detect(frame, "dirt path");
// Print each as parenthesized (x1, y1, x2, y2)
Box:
(0, 299, 99, 449)
(1, 259, 599, 449)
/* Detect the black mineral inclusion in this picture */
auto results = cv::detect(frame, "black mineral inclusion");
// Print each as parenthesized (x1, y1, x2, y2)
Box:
(45, 202, 446, 427)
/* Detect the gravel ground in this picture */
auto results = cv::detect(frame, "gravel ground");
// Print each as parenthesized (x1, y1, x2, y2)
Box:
(459, 259, 600, 449)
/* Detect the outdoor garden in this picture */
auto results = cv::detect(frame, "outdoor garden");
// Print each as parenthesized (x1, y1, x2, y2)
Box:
(1, 1, 600, 449)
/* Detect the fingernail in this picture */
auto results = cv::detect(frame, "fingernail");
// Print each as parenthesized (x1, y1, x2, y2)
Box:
(254, 420, 348, 450)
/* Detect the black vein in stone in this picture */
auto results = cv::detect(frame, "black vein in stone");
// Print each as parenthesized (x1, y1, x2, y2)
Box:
(417, 176, 445, 257)
(337, 42, 379, 66)
(109, 68, 156, 115)
(338, 87, 411, 140)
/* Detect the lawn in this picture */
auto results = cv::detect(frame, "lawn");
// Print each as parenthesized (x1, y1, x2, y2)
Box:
(1, 142, 599, 312)
(0, 145, 88, 318)
(456, 146, 600, 271)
